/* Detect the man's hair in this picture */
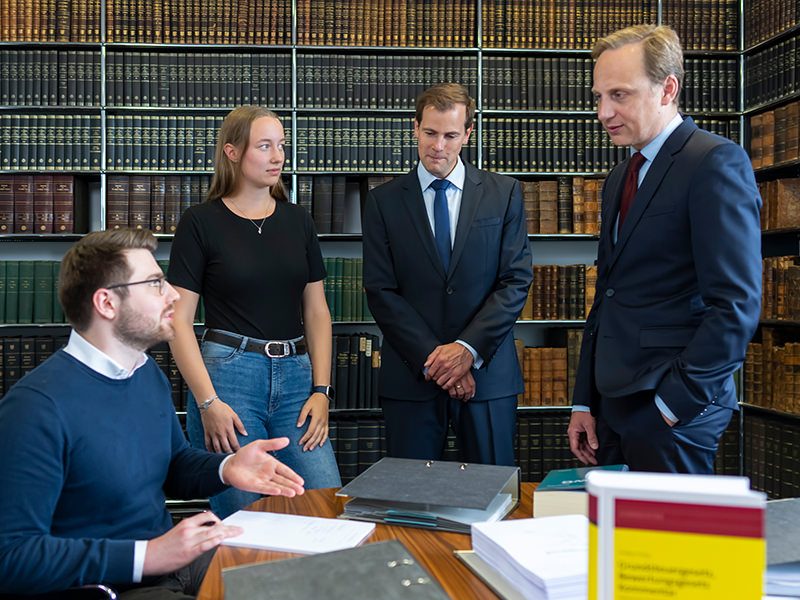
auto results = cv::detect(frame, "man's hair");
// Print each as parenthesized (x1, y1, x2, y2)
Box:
(592, 24, 684, 105)
(415, 83, 476, 131)
(206, 105, 289, 203)
(59, 228, 158, 331)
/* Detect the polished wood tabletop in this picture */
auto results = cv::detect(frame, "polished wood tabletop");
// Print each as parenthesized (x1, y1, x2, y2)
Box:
(197, 481, 535, 600)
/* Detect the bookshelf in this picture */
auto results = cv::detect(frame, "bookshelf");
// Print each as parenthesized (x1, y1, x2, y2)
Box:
(0, 0, 751, 482)
(741, 0, 800, 497)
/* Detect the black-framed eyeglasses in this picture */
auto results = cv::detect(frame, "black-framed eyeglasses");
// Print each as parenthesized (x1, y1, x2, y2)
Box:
(106, 276, 167, 296)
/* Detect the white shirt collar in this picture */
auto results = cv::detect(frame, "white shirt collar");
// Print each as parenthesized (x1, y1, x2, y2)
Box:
(63, 330, 149, 380)
(417, 157, 466, 192)
(637, 113, 684, 163)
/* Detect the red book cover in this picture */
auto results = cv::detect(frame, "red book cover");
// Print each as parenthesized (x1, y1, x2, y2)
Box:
(33, 175, 54, 234)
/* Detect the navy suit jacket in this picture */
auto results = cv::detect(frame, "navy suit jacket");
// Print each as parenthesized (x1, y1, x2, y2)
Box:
(363, 161, 533, 402)
(573, 117, 762, 423)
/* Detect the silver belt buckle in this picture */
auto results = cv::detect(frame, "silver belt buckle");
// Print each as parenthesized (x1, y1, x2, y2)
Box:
(265, 341, 290, 358)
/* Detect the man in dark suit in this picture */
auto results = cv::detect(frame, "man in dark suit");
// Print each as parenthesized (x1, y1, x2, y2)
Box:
(567, 25, 762, 473)
(363, 83, 532, 466)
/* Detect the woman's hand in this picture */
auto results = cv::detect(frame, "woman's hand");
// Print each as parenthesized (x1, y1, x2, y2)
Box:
(296, 393, 330, 451)
(200, 399, 248, 453)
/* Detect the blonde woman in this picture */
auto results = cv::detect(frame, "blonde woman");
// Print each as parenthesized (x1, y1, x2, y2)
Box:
(169, 106, 340, 518)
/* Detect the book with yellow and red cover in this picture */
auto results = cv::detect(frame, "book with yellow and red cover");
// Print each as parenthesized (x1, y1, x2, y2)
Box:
(586, 471, 765, 600)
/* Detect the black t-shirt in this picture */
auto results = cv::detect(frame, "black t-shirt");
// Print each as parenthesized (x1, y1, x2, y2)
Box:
(168, 198, 326, 340)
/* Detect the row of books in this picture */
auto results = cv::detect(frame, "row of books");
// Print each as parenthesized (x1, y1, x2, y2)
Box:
(744, 33, 800, 110)
(0, 261, 64, 325)
(519, 346, 570, 408)
(761, 256, 800, 321)
(1, 0, 100, 42)
(327, 418, 386, 483)
(106, 115, 226, 172)
(522, 177, 604, 235)
(759, 178, 800, 232)
(744, 0, 799, 48)
(331, 334, 380, 411)
(298, 175, 389, 235)
(0, 50, 101, 107)
(521, 264, 596, 322)
(0, 335, 67, 397)
(321, 258, 374, 323)
(482, 116, 628, 174)
(0, 174, 88, 234)
(106, 174, 211, 234)
(0, 48, 746, 116)
(662, 0, 739, 51)
(296, 55, 477, 110)
(295, 116, 476, 173)
(483, 55, 738, 113)
(0, 115, 101, 171)
(106, 0, 291, 45)
(745, 336, 800, 417)
(749, 99, 800, 169)
(481, 0, 656, 50)
(106, 52, 292, 109)
(744, 410, 800, 499)
(0, 259, 205, 325)
(296, 0, 477, 48)
(0, 0, 763, 52)
(518, 332, 589, 410)
(516, 413, 578, 483)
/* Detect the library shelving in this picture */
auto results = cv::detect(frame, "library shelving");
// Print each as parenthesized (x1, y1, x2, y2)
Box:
(0, 0, 765, 482)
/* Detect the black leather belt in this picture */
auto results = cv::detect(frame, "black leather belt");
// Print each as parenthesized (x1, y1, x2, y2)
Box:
(203, 329, 307, 358)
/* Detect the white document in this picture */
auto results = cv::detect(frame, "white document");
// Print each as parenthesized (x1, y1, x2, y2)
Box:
(222, 510, 375, 554)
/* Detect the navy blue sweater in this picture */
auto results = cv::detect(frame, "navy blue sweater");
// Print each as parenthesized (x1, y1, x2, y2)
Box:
(0, 351, 227, 594)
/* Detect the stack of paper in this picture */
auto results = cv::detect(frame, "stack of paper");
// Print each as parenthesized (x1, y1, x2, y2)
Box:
(766, 497, 800, 597)
(471, 515, 588, 600)
(221, 510, 375, 554)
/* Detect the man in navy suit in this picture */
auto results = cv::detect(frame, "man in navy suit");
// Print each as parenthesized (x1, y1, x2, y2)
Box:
(568, 25, 762, 473)
(363, 83, 532, 466)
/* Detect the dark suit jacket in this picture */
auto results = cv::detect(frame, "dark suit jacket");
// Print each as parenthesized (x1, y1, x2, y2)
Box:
(573, 116, 762, 423)
(363, 161, 533, 402)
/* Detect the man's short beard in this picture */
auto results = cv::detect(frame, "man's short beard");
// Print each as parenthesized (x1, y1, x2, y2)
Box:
(114, 304, 174, 351)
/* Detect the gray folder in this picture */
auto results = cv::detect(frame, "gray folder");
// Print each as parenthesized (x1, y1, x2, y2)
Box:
(336, 457, 520, 534)
(223, 540, 448, 600)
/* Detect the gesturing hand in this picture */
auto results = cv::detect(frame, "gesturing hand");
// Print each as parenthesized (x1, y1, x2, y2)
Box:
(222, 437, 306, 497)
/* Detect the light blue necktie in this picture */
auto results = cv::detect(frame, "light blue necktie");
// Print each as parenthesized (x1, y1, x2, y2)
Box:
(430, 179, 451, 272)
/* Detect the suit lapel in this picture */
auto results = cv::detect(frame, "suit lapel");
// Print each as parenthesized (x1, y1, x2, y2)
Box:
(399, 170, 447, 278)
(449, 162, 483, 275)
(606, 117, 697, 272)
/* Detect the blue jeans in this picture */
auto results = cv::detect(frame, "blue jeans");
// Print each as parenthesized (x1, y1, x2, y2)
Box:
(186, 336, 341, 518)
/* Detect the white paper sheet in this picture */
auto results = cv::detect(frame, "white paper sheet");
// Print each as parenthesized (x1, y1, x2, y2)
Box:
(222, 510, 375, 554)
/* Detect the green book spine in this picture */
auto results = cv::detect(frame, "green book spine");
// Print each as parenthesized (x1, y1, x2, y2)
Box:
(341, 258, 354, 323)
(332, 257, 343, 322)
(17, 261, 35, 324)
(0, 261, 6, 323)
(323, 257, 335, 316)
(33, 260, 53, 324)
(5, 261, 20, 324)
(52, 262, 63, 324)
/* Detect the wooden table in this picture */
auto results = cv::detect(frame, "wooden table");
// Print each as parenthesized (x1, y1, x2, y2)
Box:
(197, 482, 535, 600)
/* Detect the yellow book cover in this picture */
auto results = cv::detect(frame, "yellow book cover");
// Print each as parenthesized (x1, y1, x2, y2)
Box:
(588, 471, 765, 600)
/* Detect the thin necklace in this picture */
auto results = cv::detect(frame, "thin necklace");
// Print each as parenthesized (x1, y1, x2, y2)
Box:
(228, 198, 270, 235)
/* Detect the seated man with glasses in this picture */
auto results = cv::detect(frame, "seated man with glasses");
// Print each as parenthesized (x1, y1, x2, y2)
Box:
(0, 229, 305, 598)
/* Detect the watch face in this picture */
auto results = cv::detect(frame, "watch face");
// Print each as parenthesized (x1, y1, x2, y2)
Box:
(314, 385, 334, 401)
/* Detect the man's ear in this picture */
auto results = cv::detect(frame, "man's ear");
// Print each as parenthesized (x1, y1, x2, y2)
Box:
(662, 74, 680, 105)
(92, 288, 118, 322)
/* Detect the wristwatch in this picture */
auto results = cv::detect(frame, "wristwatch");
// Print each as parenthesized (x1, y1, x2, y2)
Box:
(312, 385, 335, 402)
